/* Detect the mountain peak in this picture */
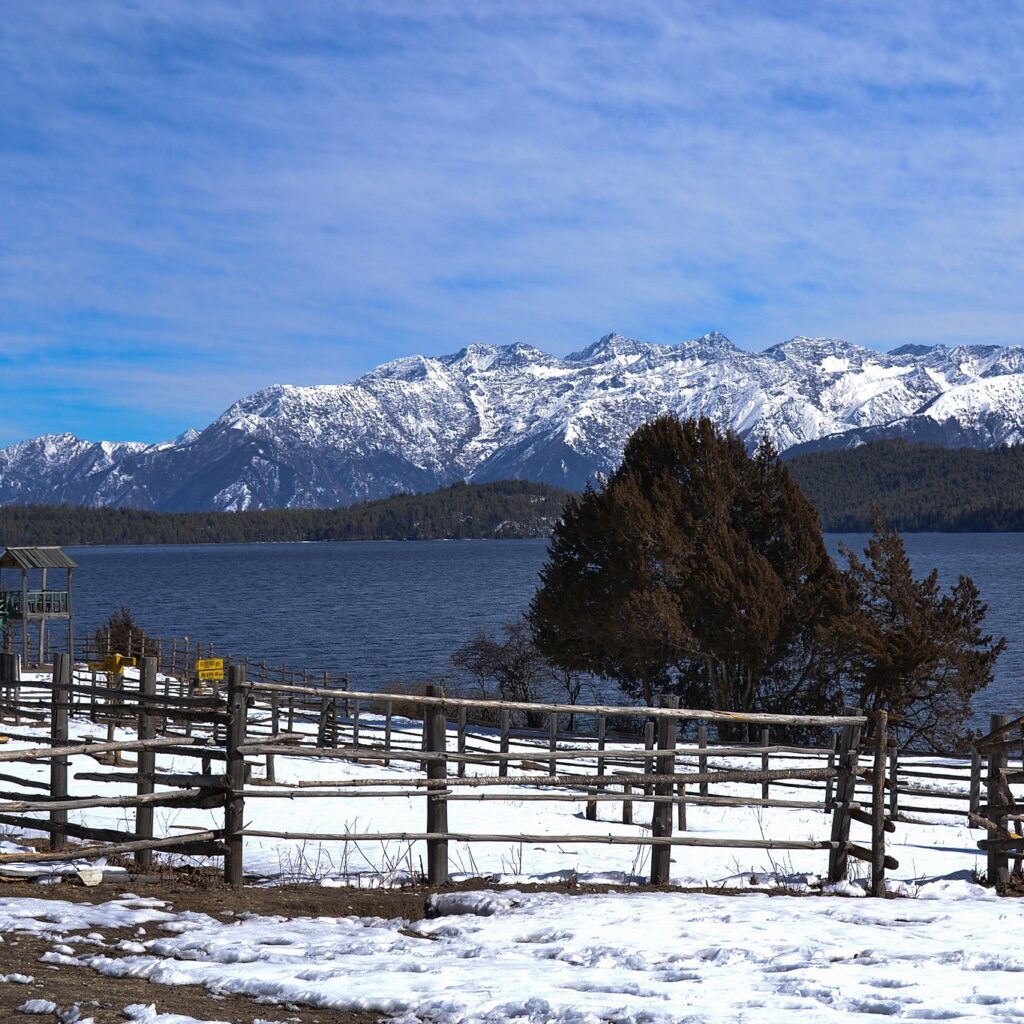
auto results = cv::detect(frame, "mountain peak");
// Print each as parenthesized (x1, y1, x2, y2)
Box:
(567, 333, 654, 363)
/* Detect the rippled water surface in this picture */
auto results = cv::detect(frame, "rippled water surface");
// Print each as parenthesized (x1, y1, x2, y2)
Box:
(65, 534, 1023, 720)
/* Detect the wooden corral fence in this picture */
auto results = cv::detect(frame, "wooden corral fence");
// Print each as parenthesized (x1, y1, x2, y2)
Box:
(0, 655, 909, 896)
(0, 654, 227, 867)
(968, 714, 1024, 886)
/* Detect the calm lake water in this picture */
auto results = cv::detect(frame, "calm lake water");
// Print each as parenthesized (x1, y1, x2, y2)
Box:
(65, 535, 1023, 721)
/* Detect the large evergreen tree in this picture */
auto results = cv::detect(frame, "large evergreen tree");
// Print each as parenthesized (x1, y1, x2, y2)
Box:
(529, 416, 839, 717)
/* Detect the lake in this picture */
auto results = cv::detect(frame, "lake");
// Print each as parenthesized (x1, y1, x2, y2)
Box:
(64, 534, 1022, 721)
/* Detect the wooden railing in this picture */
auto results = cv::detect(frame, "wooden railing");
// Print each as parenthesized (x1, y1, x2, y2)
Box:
(0, 656, 913, 894)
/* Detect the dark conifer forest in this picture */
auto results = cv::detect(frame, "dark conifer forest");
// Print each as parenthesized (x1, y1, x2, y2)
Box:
(786, 441, 1024, 531)
(0, 480, 569, 546)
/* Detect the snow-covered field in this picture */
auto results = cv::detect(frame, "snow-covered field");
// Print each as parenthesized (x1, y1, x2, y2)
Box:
(0, 685, 1018, 1022)
(2, 884, 1024, 1022)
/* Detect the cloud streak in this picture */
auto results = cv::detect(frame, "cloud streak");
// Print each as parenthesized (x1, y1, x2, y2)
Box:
(2, 1, 1024, 442)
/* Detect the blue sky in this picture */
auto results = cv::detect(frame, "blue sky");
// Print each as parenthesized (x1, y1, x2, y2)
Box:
(3, 2, 1024, 444)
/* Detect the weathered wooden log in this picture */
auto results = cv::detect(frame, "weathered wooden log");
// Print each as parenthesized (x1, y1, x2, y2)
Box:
(425, 684, 448, 885)
(224, 665, 247, 887)
(240, 828, 838, 851)
(0, 813, 143, 845)
(284, 764, 837, 791)
(587, 715, 606, 822)
(849, 806, 895, 833)
(871, 711, 888, 897)
(0, 787, 223, 814)
(896, 768, 975, 783)
(828, 708, 863, 883)
(75, 771, 230, 789)
(846, 841, 899, 871)
(136, 657, 157, 870)
(968, 811, 1015, 835)
(246, 681, 868, 727)
(987, 714, 1012, 885)
(650, 695, 679, 885)
(238, 741, 834, 767)
(49, 654, 70, 853)
(977, 837, 1024, 852)
(0, 735, 201, 764)
(0, 771, 48, 791)
(0, 829, 222, 863)
(887, 739, 898, 819)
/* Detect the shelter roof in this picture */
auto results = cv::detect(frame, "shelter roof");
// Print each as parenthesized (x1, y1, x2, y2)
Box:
(0, 546, 78, 570)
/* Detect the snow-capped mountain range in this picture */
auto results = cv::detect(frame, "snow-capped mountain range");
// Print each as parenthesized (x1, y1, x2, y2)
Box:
(4, 332, 1024, 511)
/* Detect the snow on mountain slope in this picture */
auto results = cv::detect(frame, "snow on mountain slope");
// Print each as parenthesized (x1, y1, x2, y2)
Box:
(3, 333, 1024, 510)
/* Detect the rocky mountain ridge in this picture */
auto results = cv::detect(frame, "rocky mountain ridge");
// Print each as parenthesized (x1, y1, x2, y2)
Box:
(3, 332, 1024, 511)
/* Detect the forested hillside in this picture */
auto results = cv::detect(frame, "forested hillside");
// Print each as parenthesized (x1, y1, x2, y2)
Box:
(788, 441, 1024, 531)
(7, 442, 1024, 542)
(0, 480, 570, 546)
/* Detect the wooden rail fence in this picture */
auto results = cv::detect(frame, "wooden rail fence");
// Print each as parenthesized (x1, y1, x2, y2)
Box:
(0, 655, 922, 894)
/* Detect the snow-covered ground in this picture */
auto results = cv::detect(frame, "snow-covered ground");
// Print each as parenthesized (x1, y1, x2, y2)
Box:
(2, 885, 1024, 1022)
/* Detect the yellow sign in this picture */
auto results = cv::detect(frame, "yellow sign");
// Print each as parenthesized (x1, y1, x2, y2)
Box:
(196, 658, 224, 682)
(88, 653, 137, 677)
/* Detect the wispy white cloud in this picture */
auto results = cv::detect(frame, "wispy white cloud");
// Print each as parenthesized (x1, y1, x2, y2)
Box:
(2, 1, 1024, 441)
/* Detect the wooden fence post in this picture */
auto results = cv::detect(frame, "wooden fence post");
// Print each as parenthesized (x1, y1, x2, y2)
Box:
(987, 713, 1011, 887)
(587, 714, 606, 821)
(643, 720, 655, 796)
(827, 707, 863, 883)
(761, 727, 770, 800)
(384, 700, 394, 768)
(266, 693, 280, 783)
(224, 665, 247, 887)
(548, 712, 558, 777)
(650, 695, 679, 885)
(871, 710, 888, 897)
(698, 722, 708, 796)
(425, 684, 449, 885)
(135, 656, 158, 869)
(824, 731, 837, 814)
(887, 738, 899, 820)
(0, 652, 19, 725)
(498, 709, 510, 777)
(49, 653, 70, 853)
(622, 783, 633, 825)
(457, 705, 467, 778)
(969, 745, 982, 816)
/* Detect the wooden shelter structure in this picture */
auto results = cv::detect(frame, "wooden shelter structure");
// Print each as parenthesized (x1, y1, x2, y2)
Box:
(0, 546, 76, 669)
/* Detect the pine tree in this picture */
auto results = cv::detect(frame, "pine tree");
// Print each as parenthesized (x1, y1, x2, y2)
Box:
(833, 515, 1005, 749)
(529, 416, 839, 719)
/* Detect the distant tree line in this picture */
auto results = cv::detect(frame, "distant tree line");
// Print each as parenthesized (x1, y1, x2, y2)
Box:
(0, 480, 570, 547)
(7, 441, 1024, 544)
(788, 440, 1024, 531)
